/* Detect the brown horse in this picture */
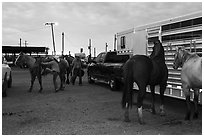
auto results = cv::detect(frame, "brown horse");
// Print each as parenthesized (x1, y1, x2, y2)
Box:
(63, 55, 74, 84)
(173, 47, 202, 120)
(122, 40, 168, 124)
(15, 52, 43, 92)
(42, 56, 70, 91)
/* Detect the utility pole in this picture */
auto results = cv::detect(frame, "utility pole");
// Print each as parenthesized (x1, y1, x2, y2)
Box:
(45, 22, 56, 55)
(105, 43, 108, 52)
(94, 47, 96, 57)
(62, 32, 64, 56)
(88, 39, 92, 62)
(114, 34, 117, 51)
(19, 38, 22, 47)
(24, 40, 28, 47)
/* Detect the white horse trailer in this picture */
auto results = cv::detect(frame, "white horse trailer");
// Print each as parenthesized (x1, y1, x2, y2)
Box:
(116, 11, 202, 103)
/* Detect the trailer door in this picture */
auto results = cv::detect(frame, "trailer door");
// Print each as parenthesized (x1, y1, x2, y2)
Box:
(132, 29, 147, 55)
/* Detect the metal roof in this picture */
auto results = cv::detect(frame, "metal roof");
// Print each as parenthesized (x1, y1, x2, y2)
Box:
(2, 46, 48, 54)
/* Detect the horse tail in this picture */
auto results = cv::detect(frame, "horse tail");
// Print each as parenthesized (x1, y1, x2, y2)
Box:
(121, 60, 134, 108)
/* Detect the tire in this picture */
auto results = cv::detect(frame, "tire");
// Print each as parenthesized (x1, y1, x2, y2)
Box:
(8, 72, 12, 88)
(109, 78, 117, 91)
(2, 73, 8, 97)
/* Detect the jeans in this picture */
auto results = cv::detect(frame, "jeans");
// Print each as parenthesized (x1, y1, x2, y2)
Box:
(71, 68, 82, 85)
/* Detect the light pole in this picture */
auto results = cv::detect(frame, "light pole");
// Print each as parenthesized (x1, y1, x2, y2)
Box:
(45, 22, 56, 55)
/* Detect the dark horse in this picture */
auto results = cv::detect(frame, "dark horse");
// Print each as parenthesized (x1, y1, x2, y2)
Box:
(122, 40, 168, 124)
(63, 55, 74, 84)
(15, 52, 43, 92)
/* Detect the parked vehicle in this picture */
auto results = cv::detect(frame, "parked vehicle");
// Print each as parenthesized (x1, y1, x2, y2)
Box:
(2, 57, 12, 97)
(87, 51, 130, 90)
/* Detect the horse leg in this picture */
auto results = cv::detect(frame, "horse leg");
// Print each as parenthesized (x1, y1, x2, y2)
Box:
(60, 72, 66, 90)
(183, 86, 191, 120)
(122, 75, 132, 122)
(193, 88, 199, 119)
(159, 84, 166, 116)
(37, 72, 43, 93)
(66, 68, 70, 84)
(53, 72, 59, 92)
(150, 85, 156, 114)
(29, 74, 36, 92)
(137, 84, 146, 124)
(124, 103, 130, 122)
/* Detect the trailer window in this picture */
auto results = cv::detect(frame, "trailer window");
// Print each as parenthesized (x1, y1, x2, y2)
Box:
(162, 17, 202, 32)
(162, 30, 202, 42)
(121, 36, 126, 49)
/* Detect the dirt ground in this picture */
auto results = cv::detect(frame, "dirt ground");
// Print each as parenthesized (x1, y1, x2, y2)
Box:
(2, 68, 202, 135)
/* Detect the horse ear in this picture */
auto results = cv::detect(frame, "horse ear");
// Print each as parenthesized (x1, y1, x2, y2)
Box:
(19, 51, 24, 55)
(175, 47, 179, 52)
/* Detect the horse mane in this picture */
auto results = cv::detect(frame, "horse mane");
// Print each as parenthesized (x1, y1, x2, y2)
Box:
(150, 41, 165, 62)
(182, 49, 199, 63)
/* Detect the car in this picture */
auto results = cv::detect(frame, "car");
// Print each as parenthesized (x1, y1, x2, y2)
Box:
(2, 57, 12, 97)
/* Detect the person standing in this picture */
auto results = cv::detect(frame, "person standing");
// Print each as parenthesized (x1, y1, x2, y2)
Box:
(71, 55, 82, 85)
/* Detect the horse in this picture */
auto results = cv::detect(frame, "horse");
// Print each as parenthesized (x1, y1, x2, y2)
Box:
(15, 52, 43, 92)
(63, 55, 74, 84)
(173, 47, 202, 120)
(42, 56, 70, 91)
(122, 40, 168, 124)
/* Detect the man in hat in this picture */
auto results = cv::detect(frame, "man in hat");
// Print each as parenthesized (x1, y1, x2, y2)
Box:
(71, 54, 82, 85)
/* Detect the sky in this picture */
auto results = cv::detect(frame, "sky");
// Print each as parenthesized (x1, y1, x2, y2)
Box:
(2, 2, 202, 56)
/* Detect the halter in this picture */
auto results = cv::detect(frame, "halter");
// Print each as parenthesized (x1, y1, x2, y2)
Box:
(178, 49, 194, 67)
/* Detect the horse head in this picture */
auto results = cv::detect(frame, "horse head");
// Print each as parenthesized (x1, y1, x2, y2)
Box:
(173, 47, 187, 69)
(43, 56, 54, 62)
(150, 40, 165, 60)
(15, 52, 26, 67)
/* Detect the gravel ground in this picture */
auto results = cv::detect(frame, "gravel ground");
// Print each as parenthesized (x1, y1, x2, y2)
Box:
(2, 68, 202, 135)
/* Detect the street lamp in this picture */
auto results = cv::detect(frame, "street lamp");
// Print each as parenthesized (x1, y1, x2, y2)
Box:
(45, 22, 56, 55)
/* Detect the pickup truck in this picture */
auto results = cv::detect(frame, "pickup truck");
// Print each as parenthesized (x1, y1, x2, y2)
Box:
(87, 51, 130, 90)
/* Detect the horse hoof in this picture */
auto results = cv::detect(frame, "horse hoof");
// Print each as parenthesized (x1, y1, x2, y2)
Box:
(124, 118, 130, 122)
(138, 119, 145, 125)
(66, 80, 70, 84)
(160, 111, 166, 116)
(184, 115, 191, 120)
(151, 109, 156, 115)
(55, 89, 60, 92)
(60, 87, 65, 91)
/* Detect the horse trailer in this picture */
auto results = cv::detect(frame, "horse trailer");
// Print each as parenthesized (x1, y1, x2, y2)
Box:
(116, 11, 202, 103)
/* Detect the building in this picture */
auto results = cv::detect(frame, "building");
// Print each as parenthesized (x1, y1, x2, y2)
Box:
(2, 46, 49, 65)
